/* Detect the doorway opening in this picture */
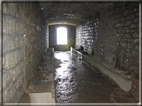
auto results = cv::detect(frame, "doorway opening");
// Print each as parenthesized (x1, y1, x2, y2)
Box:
(57, 27, 67, 45)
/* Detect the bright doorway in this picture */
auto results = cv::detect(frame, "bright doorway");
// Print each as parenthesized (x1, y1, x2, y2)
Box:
(57, 27, 67, 45)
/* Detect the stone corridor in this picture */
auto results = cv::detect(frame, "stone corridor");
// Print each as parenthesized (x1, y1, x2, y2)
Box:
(1, 1, 141, 105)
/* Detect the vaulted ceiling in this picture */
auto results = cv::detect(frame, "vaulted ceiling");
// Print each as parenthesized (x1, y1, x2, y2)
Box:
(39, 2, 114, 26)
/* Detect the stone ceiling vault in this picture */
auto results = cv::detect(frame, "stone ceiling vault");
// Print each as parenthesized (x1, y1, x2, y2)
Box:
(39, 2, 114, 26)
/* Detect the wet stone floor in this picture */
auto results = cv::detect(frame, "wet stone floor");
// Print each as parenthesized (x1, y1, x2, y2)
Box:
(54, 51, 115, 103)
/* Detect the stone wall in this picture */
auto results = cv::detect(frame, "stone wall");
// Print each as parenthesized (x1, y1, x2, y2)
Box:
(76, 18, 94, 52)
(45, 22, 49, 49)
(2, 3, 47, 103)
(76, 3, 139, 79)
(114, 3, 139, 78)
(49, 25, 76, 51)
(0, 5, 2, 104)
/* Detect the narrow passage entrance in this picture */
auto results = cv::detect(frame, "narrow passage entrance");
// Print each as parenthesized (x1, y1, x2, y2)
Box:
(57, 27, 67, 45)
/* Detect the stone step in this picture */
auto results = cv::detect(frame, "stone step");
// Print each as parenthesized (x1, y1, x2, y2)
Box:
(29, 92, 56, 105)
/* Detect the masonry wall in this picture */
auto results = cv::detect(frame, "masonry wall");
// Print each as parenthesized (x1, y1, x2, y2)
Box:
(0, 54, 1, 104)
(45, 22, 49, 49)
(76, 3, 139, 79)
(49, 25, 76, 51)
(2, 3, 47, 103)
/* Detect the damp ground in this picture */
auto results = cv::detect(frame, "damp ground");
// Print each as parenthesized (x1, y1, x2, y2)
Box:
(54, 51, 137, 103)
(21, 51, 137, 104)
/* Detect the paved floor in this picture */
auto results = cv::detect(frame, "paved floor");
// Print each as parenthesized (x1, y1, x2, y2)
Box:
(54, 51, 115, 103)
(21, 51, 137, 104)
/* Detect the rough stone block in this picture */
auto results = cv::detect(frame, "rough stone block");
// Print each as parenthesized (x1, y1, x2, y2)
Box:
(5, 52, 16, 70)
(3, 71, 12, 88)
(8, 3, 17, 16)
